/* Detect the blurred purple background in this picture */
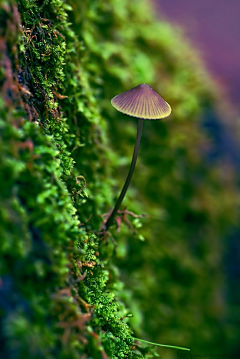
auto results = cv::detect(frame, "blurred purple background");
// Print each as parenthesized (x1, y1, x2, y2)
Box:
(155, 0, 240, 106)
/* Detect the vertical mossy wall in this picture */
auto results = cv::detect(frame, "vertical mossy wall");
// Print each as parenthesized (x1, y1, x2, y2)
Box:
(0, 0, 239, 358)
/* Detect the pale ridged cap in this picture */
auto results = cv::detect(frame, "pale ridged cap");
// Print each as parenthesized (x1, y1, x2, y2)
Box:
(111, 83, 171, 120)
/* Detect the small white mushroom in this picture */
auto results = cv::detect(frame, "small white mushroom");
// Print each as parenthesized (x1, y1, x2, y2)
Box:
(105, 83, 171, 231)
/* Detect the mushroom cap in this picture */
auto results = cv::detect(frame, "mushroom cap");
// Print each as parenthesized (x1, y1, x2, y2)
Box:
(111, 83, 171, 120)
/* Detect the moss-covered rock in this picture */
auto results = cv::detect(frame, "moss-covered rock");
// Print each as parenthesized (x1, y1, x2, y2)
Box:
(0, 0, 239, 358)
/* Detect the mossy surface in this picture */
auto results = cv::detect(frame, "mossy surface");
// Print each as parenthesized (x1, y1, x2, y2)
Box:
(0, 0, 239, 358)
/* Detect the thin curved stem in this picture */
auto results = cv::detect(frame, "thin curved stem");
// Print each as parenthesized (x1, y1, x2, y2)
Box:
(105, 119, 144, 231)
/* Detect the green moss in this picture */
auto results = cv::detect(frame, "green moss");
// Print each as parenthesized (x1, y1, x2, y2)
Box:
(76, 234, 135, 358)
(0, 1, 139, 357)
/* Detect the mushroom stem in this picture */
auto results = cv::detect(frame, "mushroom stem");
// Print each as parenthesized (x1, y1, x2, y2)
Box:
(105, 119, 144, 231)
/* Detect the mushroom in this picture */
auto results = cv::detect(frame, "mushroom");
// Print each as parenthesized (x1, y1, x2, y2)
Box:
(104, 83, 171, 231)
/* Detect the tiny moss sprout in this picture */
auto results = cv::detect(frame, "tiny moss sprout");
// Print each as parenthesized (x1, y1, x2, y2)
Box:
(132, 337, 190, 351)
(105, 83, 171, 231)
